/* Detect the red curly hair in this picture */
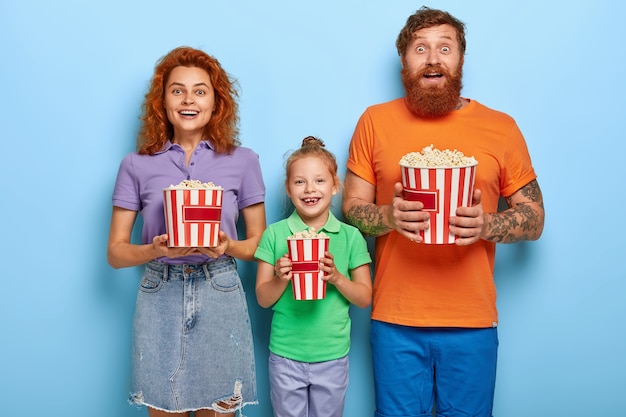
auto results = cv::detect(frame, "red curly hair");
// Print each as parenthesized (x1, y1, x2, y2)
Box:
(396, 7, 466, 58)
(137, 46, 240, 155)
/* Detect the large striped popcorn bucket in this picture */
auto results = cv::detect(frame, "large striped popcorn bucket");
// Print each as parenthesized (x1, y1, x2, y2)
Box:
(163, 187, 223, 247)
(287, 237, 329, 300)
(400, 163, 477, 244)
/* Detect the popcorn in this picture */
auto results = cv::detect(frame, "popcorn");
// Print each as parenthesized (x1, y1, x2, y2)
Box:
(163, 183, 223, 247)
(287, 231, 329, 300)
(288, 228, 327, 239)
(400, 145, 476, 168)
(399, 145, 478, 244)
(168, 179, 223, 189)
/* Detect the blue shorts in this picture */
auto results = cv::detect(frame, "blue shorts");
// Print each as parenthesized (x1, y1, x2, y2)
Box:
(371, 321, 498, 417)
(268, 352, 349, 417)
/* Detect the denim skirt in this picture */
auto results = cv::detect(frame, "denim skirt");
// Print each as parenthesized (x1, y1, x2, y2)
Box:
(129, 258, 257, 413)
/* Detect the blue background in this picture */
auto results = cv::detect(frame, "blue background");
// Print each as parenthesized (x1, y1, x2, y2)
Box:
(1, 0, 624, 416)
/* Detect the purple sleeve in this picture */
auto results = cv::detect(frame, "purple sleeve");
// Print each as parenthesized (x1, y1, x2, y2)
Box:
(237, 148, 266, 210)
(112, 153, 141, 212)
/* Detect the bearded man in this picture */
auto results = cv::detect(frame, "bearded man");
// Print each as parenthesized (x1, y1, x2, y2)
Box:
(342, 7, 545, 417)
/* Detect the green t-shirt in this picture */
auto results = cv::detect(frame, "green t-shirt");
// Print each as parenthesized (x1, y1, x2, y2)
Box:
(254, 210, 371, 362)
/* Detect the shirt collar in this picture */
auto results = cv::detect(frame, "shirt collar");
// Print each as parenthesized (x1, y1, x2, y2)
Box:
(154, 140, 214, 155)
(286, 210, 341, 235)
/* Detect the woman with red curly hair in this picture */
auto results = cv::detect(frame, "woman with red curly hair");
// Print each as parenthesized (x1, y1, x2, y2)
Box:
(108, 46, 266, 417)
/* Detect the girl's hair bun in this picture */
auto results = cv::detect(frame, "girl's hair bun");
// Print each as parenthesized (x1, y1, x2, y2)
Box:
(301, 135, 325, 148)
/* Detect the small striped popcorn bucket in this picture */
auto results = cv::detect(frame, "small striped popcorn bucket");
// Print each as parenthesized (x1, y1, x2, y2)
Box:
(400, 163, 477, 244)
(287, 237, 329, 300)
(163, 187, 223, 247)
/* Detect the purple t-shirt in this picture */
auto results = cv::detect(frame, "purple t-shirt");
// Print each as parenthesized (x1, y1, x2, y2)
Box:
(112, 140, 265, 264)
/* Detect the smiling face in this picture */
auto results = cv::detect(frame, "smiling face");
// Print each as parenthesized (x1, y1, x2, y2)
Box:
(286, 156, 338, 230)
(163, 66, 216, 142)
(401, 24, 464, 117)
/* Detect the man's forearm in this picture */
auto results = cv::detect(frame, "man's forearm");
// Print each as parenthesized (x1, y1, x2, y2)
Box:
(482, 180, 545, 243)
(483, 202, 544, 243)
(344, 202, 393, 237)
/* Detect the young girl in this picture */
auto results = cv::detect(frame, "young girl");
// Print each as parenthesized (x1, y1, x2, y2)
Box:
(254, 136, 372, 417)
(107, 47, 265, 417)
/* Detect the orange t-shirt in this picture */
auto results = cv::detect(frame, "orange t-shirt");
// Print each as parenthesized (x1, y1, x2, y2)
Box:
(347, 98, 537, 328)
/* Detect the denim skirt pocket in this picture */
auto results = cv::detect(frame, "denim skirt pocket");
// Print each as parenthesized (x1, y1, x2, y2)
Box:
(139, 270, 163, 293)
(210, 267, 240, 292)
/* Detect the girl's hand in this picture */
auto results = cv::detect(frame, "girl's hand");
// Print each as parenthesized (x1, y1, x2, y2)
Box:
(274, 254, 293, 281)
(319, 251, 342, 284)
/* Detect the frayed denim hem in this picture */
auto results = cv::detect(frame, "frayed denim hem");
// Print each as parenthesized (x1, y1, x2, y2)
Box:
(128, 391, 144, 409)
(128, 391, 258, 416)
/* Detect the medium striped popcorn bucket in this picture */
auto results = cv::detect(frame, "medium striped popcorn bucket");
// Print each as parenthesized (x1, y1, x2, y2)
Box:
(163, 187, 223, 247)
(287, 237, 329, 300)
(400, 163, 477, 244)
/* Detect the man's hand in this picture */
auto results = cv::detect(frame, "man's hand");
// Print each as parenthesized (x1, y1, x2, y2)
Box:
(449, 189, 485, 246)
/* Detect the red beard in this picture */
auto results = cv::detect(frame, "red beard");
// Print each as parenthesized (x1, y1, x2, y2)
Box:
(401, 65, 463, 118)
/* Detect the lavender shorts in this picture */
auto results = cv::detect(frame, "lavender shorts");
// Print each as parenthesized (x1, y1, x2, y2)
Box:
(268, 352, 349, 417)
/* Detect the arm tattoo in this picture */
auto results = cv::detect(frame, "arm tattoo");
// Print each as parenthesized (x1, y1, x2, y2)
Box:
(484, 180, 544, 243)
(344, 204, 392, 237)
(516, 180, 543, 203)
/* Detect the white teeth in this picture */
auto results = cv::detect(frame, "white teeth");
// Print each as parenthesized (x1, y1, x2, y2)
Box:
(180, 111, 199, 115)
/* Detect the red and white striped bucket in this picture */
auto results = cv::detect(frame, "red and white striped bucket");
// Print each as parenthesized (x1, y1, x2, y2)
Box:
(287, 237, 329, 300)
(163, 188, 223, 247)
(400, 163, 477, 244)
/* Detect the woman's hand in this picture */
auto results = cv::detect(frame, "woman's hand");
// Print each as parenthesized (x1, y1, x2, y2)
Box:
(195, 231, 231, 258)
(152, 234, 200, 258)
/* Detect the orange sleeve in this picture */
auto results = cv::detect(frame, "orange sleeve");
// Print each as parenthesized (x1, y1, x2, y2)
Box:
(347, 109, 377, 185)
(500, 119, 537, 197)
